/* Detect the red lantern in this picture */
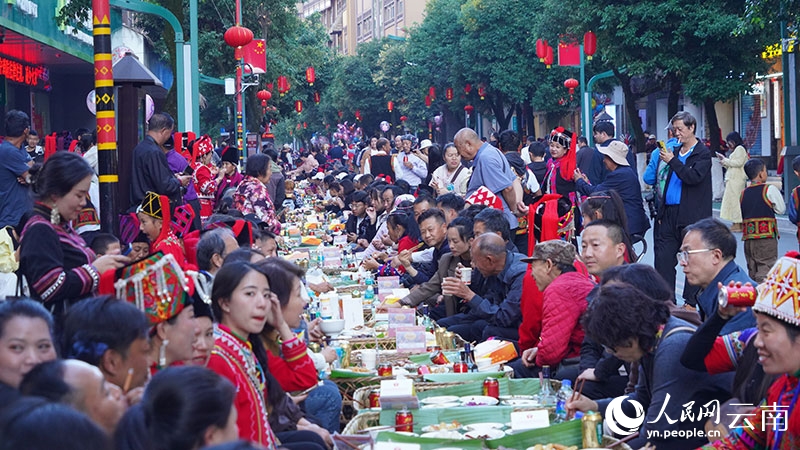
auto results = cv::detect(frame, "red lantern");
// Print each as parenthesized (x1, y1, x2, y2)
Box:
(313, 91, 321, 104)
(400, 115, 408, 122)
(535, 38, 547, 62)
(544, 45, 554, 68)
(306, 66, 316, 86)
(425, 95, 432, 108)
(277, 75, 290, 96)
(387, 101, 394, 112)
(445, 87, 454, 102)
(564, 78, 579, 99)
(477, 85, 486, 100)
(464, 83, 472, 95)
(429, 86, 436, 100)
(303, 122, 307, 129)
(295, 100, 303, 114)
(584, 31, 597, 60)
(464, 104, 474, 116)
(355, 110, 362, 121)
(256, 89, 272, 102)
(223, 25, 254, 59)
(338, 110, 343, 118)
(261, 100, 267, 107)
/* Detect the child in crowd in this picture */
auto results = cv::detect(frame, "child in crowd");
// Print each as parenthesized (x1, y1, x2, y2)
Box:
(89, 233, 121, 256)
(788, 155, 800, 248)
(741, 159, 785, 281)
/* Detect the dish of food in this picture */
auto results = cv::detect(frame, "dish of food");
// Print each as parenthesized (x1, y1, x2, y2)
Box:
(420, 430, 465, 440)
(459, 395, 499, 406)
(419, 395, 460, 405)
(421, 421, 462, 432)
(462, 422, 505, 431)
(463, 428, 505, 440)
(501, 398, 541, 407)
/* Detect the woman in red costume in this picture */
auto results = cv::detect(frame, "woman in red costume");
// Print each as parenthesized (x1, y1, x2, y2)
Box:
(137, 191, 187, 267)
(191, 135, 218, 223)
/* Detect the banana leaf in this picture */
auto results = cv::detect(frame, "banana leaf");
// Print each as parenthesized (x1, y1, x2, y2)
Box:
(423, 371, 505, 382)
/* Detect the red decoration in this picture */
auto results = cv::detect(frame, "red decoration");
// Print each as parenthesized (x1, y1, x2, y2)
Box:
(425, 95, 432, 108)
(428, 86, 436, 100)
(295, 100, 303, 114)
(355, 110, 362, 121)
(261, 100, 267, 107)
(464, 104, 474, 115)
(584, 31, 597, 60)
(445, 87, 454, 102)
(313, 91, 321, 104)
(400, 115, 408, 122)
(535, 38, 547, 62)
(544, 45, 554, 68)
(306, 66, 316, 86)
(267, 82, 274, 91)
(256, 89, 271, 101)
(387, 101, 394, 112)
(338, 110, 343, 118)
(464, 83, 472, 95)
(303, 122, 307, 129)
(564, 78, 579, 98)
(478, 85, 486, 100)
(277, 75, 290, 96)
(223, 25, 254, 59)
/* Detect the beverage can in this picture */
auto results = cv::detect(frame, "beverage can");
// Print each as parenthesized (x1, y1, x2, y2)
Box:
(718, 283, 757, 307)
(453, 362, 468, 373)
(377, 363, 393, 377)
(582, 411, 603, 448)
(430, 350, 450, 365)
(483, 378, 500, 398)
(368, 389, 381, 408)
(395, 409, 413, 432)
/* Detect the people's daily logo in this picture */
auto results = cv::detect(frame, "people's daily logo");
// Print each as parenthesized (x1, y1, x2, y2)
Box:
(606, 396, 646, 436)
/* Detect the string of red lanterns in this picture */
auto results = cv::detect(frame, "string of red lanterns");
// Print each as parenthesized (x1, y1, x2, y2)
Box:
(306, 66, 316, 86)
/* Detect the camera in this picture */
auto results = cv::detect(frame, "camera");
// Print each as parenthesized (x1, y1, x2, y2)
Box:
(644, 190, 657, 219)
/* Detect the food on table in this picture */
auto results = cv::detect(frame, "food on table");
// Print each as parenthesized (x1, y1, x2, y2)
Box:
(421, 420, 462, 432)
(301, 236, 322, 246)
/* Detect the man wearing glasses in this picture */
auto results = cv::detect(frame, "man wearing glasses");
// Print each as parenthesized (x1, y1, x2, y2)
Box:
(679, 217, 755, 334)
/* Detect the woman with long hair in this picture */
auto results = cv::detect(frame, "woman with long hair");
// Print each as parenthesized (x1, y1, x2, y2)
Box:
(19, 152, 128, 320)
(718, 131, 749, 232)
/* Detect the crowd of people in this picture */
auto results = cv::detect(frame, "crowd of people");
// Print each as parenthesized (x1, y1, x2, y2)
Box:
(0, 106, 797, 450)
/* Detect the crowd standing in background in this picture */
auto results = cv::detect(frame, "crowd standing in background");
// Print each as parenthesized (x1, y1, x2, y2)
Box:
(0, 107, 797, 450)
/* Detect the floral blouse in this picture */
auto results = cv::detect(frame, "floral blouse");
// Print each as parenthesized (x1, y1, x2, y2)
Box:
(232, 175, 281, 234)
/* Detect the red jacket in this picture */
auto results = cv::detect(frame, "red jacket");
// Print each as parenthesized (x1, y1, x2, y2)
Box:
(535, 271, 595, 367)
(266, 336, 318, 392)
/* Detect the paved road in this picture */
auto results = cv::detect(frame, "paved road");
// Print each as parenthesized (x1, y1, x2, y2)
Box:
(626, 208, 796, 305)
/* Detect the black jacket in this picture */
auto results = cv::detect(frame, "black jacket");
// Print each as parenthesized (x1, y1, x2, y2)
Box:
(658, 141, 712, 227)
(130, 136, 183, 208)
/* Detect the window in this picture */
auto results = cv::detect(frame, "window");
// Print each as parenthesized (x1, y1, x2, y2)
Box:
(384, 1, 394, 22)
(396, 0, 403, 18)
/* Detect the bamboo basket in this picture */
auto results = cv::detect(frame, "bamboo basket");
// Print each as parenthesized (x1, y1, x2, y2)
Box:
(342, 411, 381, 435)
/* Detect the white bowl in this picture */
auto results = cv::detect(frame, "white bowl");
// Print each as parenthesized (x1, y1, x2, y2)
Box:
(319, 319, 345, 336)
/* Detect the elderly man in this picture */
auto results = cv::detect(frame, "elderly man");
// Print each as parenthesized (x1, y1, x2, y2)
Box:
(130, 112, 190, 209)
(196, 228, 240, 277)
(680, 217, 754, 334)
(654, 111, 713, 300)
(454, 128, 527, 234)
(437, 233, 527, 342)
(510, 240, 594, 378)
(20, 359, 129, 435)
(393, 135, 427, 189)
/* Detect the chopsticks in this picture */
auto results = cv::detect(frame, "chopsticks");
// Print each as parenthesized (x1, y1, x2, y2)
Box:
(123, 368, 134, 394)
(604, 432, 640, 448)
(566, 377, 585, 420)
(334, 435, 362, 450)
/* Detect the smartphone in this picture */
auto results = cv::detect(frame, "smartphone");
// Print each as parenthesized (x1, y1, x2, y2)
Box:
(182, 165, 195, 176)
(657, 140, 667, 151)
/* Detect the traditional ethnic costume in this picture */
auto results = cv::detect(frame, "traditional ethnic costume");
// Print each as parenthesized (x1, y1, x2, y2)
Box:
(191, 135, 217, 222)
(207, 325, 279, 449)
(703, 253, 800, 449)
(231, 175, 281, 234)
(19, 202, 99, 319)
(138, 191, 187, 267)
(543, 127, 579, 208)
(215, 146, 243, 205)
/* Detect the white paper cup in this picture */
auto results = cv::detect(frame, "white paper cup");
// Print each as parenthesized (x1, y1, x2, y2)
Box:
(460, 267, 472, 285)
(362, 350, 377, 370)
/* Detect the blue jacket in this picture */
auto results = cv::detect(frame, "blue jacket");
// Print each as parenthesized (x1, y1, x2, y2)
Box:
(575, 166, 651, 236)
(694, 260, 756, 335)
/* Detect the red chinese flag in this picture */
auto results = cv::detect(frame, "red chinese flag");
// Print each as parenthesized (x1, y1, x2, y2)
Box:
(558, 41, 580, 67)
(243, 39, 266, 74)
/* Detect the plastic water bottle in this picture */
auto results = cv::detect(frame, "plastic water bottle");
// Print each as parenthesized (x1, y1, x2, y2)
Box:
(554, 379, 573, 423)
(364, 276, 375, 302)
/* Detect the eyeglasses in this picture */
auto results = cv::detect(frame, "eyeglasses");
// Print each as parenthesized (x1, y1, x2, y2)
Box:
(677, 248, 714, 264)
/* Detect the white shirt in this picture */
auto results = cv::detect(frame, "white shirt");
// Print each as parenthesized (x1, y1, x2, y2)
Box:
(429, 164, 471, 197)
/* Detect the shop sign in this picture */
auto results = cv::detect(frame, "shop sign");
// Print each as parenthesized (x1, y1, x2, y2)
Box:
(762, 39, 796, 59)
(6, 0, 39, 18)
(0, 55, 50, 90)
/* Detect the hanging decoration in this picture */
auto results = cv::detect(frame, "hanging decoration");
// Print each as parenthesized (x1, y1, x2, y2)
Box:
(477, 85, 486, 100)
(544, 45, 554, 68)
(387, 101, 394, 112)
(428, 86, 436, 100)
(464, 104, 474, 116)
(584, 31, 597, 60)
(313, 91, 321, 104)
(425, 95, 432, 108)
(535, 38, 548, 62)
(445, 87, 454, 102)
(464, 84, 472, 95)
(306, 66, 316, 86)
(564, 78, 579, 99)
(223, 25, 254, 59)
(295, 100, 303, 114)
